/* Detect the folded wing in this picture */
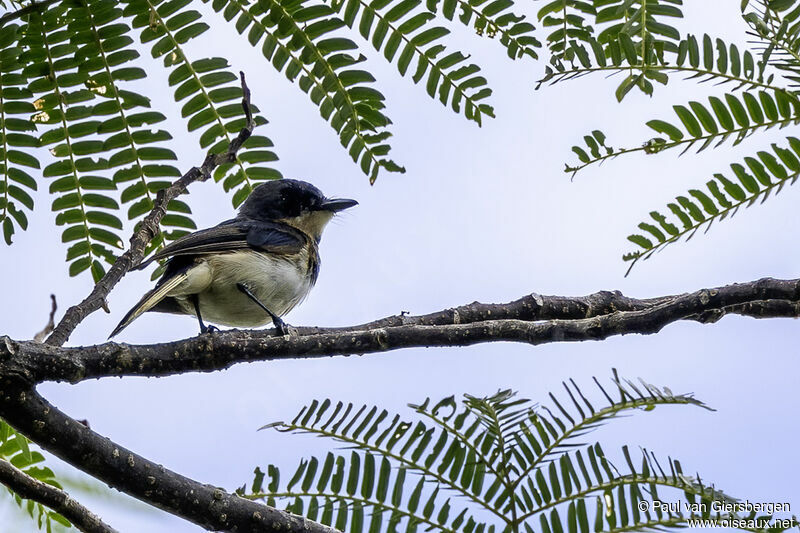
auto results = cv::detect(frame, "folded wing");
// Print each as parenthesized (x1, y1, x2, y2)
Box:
(137, 219, 306, 269)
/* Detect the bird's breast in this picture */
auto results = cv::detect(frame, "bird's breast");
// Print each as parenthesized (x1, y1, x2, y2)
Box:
(172, 249, 317, 327)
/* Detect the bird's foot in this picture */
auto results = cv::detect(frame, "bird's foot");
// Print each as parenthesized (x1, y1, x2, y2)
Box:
(200, 324, 220, 334)
(272, 317, 289, 336)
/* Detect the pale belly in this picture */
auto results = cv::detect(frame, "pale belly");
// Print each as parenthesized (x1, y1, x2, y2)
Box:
(167, 251, 314, 327)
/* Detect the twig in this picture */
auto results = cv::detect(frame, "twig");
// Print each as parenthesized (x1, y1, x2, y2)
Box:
(0, 458, 118, 533)
(3, 277, 799, 384)
(45, 72, 255, 347)
(0, 383, 339, 533)
(33, 294, 57, 343)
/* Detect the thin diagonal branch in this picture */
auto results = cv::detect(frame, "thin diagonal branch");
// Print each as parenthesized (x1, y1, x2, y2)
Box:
(2, 277, 799, 385)
(45, 72, 255, 347)
(0, 458, 117, 533)
(0, 381, 339, 533)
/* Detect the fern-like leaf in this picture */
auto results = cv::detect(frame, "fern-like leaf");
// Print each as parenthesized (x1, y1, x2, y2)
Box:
(238, 373, 797, 533)
(425, 0, 540, 60)
(123, 0, 282, 207)
(567, 89, 800, 174)
(624, 137, 800, 272)
(204, 0, 404, 183)
(336, 0, 495, 124)
(537, 0, 595, 61)
(539, 33, 785, 98)
(79, 0, 196, 261)
(0, 22, 38, 246)
(22, 3, 126, 282)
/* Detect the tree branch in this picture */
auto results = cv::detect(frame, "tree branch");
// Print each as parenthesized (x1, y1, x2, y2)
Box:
(0, 380, 339, 533)
(44, 72, 255, 347)
(2, 277, 799, 384)
(0, 45, 794, 533)
(0, 458, 117, 533)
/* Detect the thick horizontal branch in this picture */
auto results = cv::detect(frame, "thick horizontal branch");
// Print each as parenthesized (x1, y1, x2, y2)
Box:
(0, 458, 117, 533)
(3, 277, 799, 384)
(44, 73, 255, 347)
(0, 381, 339, 533)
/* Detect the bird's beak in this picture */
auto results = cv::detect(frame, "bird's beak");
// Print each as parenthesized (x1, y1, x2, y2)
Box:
(320, 198, 358, 212)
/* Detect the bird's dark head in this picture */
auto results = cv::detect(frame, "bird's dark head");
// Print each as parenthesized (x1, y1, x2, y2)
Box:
(238, 179, 357, 241)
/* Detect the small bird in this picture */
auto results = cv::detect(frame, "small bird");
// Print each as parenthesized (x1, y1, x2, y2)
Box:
(109, 179, 357, 338)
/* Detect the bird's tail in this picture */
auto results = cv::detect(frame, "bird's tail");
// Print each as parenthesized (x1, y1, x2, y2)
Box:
(109, 272, 189, 338)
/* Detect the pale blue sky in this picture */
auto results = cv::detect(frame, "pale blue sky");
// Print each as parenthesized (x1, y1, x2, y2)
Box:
(1, 2, 798, 530)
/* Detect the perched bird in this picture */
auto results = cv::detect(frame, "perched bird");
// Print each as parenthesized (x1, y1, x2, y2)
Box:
(109, 179, 357, 338)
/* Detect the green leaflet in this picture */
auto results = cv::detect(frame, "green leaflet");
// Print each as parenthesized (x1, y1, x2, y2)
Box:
(238, 373, 791, 533)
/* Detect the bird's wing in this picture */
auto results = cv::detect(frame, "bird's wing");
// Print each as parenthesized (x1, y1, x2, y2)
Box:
(137, 220, 305, 270)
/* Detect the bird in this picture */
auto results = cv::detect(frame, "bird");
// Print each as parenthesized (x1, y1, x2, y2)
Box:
(109, 179, 357, 338)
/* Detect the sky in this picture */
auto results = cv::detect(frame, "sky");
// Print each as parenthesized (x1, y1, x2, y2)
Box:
(1, 1, 799, 531)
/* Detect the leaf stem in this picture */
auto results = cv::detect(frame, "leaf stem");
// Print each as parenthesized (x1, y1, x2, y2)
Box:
(543, 64, 787, 94)
(569, 114, 797, 174)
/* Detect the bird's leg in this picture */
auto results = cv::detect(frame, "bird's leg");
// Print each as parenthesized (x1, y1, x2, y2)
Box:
(191, 294, 218, 334)
(236, 283, 288, 336)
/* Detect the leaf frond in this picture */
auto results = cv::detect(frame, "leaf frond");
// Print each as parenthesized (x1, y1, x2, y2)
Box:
(624, 136, 800, 272)
(333, 0, 495, 124)
(204, 0, 404, 183)
(251, 373, 757, 533)
(123, 0, 283, 207)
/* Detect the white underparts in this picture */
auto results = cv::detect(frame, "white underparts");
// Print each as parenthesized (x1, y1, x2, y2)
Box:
(169, 250, 315, 327)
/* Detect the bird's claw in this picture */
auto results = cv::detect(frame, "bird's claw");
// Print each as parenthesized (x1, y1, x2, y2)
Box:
(201, 324, 220, 334)
(272, 317, 289, 336)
